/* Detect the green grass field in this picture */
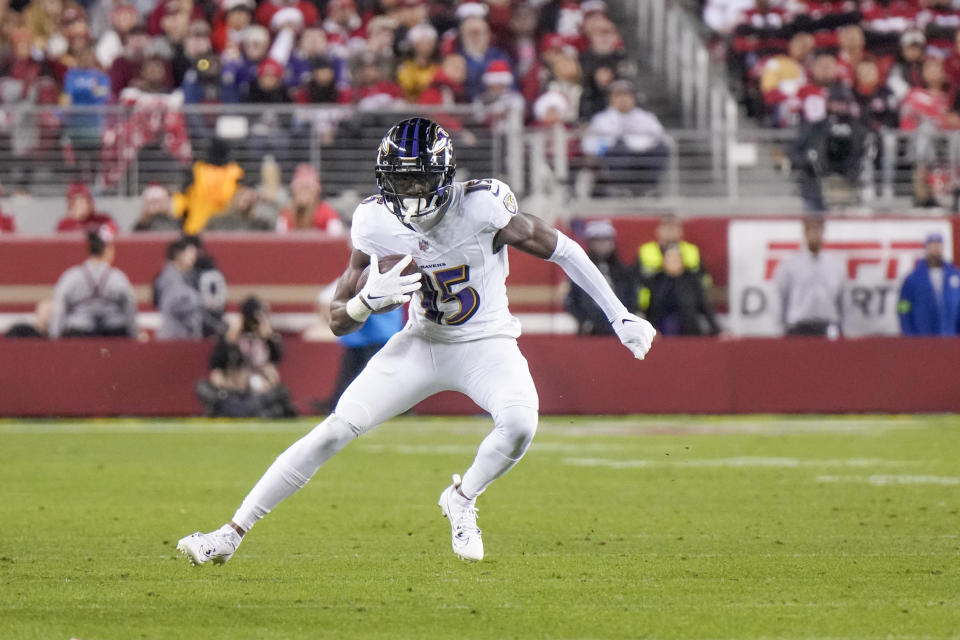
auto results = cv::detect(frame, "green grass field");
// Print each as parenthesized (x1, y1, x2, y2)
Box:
(1, 415, 958, 640)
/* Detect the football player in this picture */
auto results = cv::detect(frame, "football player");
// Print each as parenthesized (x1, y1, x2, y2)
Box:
(178, 117, 655, 563)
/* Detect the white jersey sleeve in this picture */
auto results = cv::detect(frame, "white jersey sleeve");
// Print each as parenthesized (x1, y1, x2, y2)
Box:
(470, 178, 520, 231)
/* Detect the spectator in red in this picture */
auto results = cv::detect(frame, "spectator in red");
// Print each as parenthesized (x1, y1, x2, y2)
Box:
(147, 0, 205, 37)
(900, 57, 958, 132)
(322, 0, 363, 51)
(338, 51, 403, 109)
(276, 164, 345, 234)
(836, 25, 869, 86)
(457, 11, 513, 101)
(759, 32, 814, 126)
(212, 0, 256, 53)
(95, 4, 139, 70)
(55, 183, 117, 233)
(108, 25, 151, 97)
(887, 30, 927, 102)
(397, 23, 439, 102)
(483, 0, 514, 38)
(3, 28, 46, 88)
(504, 3, 541, 105)
(418, 53, 469, 105)
(293, 55, 339, 103)
(247, 58, 291, 103)
(255, 0, 318, 32)
(581, 1, 612, 44)
(474, 60, 524, 129)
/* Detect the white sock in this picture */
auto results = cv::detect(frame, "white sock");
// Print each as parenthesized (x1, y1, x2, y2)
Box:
(459, 406, 538, 500)
(231, 415, 360, 532)
(217, 523, 242, 547)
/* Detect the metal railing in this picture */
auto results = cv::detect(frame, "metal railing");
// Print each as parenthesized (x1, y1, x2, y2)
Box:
(1, 103, 956, 215)
(0, 104, 512, 200)
(522, 123, 960, 216)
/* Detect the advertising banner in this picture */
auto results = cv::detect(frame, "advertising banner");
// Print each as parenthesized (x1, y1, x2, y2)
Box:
(728, 219, 954, 336)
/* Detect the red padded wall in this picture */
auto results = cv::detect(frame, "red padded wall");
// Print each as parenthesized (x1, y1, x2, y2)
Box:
(1, 337, 957, 417)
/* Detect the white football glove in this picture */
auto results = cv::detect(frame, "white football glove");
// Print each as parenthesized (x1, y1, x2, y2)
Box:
(358, 254, 422, 312)
(612, 313, 656, 360)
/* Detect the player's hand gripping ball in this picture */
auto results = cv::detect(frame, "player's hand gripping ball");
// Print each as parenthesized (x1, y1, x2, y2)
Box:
(355, 254, 422, 313)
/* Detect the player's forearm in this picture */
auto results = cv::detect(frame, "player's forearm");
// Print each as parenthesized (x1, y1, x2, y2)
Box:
(329, 298, 366, 336)
(548, 232, 630, 322)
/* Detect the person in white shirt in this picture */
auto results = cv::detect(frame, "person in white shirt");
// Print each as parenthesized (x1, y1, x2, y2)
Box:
(582, 80, 670, 194)
(773, 215, 847, 336)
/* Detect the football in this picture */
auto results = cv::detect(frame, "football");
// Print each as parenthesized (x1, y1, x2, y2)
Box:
(355, 254, 421, 313)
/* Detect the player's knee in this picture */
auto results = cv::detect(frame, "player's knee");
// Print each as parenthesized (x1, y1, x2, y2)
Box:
(496, 405, 539, 458)
(299, 414, 361, 464)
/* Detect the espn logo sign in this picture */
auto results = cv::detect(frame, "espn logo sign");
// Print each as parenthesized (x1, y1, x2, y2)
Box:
(762, 241, 925, 281)
(729, 220, 952, 337)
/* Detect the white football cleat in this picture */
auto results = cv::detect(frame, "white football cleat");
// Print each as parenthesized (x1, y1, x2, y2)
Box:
(177, 525, 241, 566)
(438, 474, 483, 561)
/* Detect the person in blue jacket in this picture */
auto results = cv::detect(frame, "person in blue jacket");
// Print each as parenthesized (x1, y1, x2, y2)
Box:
(898, 233, 960, 336)
(323, 306, 405, 411)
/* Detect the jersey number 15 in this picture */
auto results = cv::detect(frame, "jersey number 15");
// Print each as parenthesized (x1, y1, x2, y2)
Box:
(420, 265, 480, 326)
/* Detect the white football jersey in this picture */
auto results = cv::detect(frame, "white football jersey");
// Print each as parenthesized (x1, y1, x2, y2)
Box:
(350, 178, 522, 342)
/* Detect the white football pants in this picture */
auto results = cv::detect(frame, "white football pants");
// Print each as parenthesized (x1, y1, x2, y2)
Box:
(232, 330, 539, 532)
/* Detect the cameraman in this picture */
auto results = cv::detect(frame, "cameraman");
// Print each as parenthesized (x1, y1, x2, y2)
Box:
(196, 296, 297, 417)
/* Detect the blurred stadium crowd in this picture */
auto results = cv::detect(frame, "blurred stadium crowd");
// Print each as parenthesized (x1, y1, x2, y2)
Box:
(0, 0, 675, 201)
(703, 0, 960, 209)
(0, 0, 628, 114)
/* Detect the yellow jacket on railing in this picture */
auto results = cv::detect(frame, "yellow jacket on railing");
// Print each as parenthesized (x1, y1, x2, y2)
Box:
(173, 160, 244, 234)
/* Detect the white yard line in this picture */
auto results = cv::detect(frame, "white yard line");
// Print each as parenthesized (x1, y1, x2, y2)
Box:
(816, 474, 960, 486)
(562, 457, 912, 470)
